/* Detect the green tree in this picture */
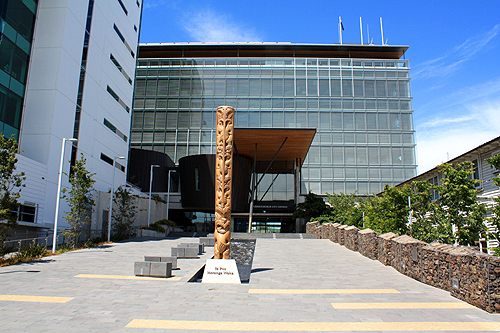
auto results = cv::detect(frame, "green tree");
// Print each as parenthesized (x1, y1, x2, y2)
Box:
(111, 186, 138, 241)
(293, 192, 328, 222)
(324, 192, 365, 227)
(0, 135, 25, 244)
(434, 162, 486, 246)
(407, 180, 451, 243)
(363, 184, 411, 235)
(62, 154, 96, 248)
(486, 154, 500, 254)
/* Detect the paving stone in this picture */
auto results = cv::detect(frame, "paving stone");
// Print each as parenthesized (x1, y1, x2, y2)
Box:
(0, 236, 498, 332)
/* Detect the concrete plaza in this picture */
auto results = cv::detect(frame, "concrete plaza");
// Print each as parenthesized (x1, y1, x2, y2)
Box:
(0, 236, 499, 332)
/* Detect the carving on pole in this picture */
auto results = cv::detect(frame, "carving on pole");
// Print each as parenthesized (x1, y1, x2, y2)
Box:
(214, 106, 234, 259)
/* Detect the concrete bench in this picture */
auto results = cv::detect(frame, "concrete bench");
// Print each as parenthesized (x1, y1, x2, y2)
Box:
(134, 261, 172, 278)
(144, 256, 178, 269)
(179, 243, 204, 255)
(199, 237, 215, 246)
(171, 247, 198, 258)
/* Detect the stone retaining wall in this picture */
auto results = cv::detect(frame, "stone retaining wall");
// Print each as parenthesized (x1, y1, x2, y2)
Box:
(377, 232, 397, 266)
(357, 228, 377, 260)
(306, 221, 500, 313)
(344, 226, 359, 252)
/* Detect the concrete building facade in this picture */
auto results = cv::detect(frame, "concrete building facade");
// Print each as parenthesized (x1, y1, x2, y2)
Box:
(5, 0, 142, 238)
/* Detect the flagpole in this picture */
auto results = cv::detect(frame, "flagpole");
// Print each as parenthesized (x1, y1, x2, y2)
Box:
(339, 16, 343, 44)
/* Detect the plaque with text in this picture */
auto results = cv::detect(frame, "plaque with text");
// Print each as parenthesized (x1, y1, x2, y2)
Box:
(202, 259, 241, 284)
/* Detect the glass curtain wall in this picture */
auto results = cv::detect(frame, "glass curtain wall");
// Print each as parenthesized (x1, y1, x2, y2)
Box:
(0, 0, 37, 140)
(131, 57, 416, 196)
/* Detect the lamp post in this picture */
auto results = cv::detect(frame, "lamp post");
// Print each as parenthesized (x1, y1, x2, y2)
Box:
(107, 156, 125, 242)
(166, 169, 176, 220)
(148, 164, 160, 227)
(52, 137, 78, 253)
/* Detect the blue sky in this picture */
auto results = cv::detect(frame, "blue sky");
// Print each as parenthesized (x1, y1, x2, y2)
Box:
(140, 0, 500, 174)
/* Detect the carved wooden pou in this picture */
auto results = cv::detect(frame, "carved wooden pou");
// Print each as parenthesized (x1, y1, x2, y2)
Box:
(214, 106, 234, 259)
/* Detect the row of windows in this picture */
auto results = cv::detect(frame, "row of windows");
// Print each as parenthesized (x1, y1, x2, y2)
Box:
(103, 118, 128, 142)
(107, 85, 130, 112)
(131, 110, 413, 131)
(130, 130, 414, 147)
(100, 153, 125, 172)
(137, 58, 409, 69)
(136, 68, 410, 79)
(110, 53, 132, 85)
(135, 78, 410, 98)
(113, 23, 134, 58)
(129, 141, 415, 167)
(134, 97, 412, 112)
(0, 83, 22, 129)
(0, 34, 29, 84)
(302, 166, 415, 181)
(304, 146, 415, 166)
(0, 0, 36, 42)
(303, 180, 410, 196)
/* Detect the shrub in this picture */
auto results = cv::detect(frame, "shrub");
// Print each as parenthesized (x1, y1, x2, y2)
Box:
(147, 221, 166, 233)
(156, 219, 176, 227)
(17, 243, 48, 260)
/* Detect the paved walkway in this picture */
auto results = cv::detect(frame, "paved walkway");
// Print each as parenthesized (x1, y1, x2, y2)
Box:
(0, 236, 499, 332)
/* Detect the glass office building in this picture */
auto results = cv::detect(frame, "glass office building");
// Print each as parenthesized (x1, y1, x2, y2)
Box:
(0, 0, 37, 140)
(130, 43, 416, 198)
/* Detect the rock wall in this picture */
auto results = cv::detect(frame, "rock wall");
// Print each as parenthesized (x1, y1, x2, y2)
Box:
(377, 232, 398, 266)
(344, 226, 359, 252)
(357, 228, 377, 260)
(306, 221, 500, 313)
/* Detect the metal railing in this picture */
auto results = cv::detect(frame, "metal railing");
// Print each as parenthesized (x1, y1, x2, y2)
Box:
(2, 229, 107, 253)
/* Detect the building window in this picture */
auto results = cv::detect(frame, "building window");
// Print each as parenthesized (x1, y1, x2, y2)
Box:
(113, 24, 135, 58)
(117, 0, 128, 15)
(18, 204, 36, 223)
(104, 118, 128, 142)
(110, 54, 132, 84)
(107, 85, 130, 112)
(115, 161, 126, 172)
(100, 153, 114, 166)
(429, 176, 439, 201)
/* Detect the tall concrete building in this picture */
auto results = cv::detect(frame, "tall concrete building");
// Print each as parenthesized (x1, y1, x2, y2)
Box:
(129, 43, 417, 232)
(6, 0, 142, 236)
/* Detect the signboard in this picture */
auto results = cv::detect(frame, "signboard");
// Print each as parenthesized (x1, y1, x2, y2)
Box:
(202, 259, 241, 284)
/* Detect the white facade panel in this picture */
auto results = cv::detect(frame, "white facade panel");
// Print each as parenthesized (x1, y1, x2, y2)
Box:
(17, 0, 142, 234)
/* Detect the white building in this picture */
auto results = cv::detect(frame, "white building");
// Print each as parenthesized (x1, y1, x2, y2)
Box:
(11, 0, 142, 239)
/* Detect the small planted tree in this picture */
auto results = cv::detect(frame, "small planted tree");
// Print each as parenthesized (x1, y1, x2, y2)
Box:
(363, 184, 412, 235)
(111, 186, 138, 241)
(62, 154, 96, 248)
(486, 154, 500, 254)
(324, 192, 365, 227)
(434, 162, 486, 246)
(0, 134, 25, 245)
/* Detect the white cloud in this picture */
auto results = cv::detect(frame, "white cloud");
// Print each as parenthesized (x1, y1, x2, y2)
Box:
(416, 128, 498, 174)
(416, 97, 500, 174)
(183, 9, 263, 42)
(413, 24, 500, 80)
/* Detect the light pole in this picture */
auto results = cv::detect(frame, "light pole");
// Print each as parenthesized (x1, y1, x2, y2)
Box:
(148, 164, 160, 227)
(166, 169, 176, 220)
(52, 137, 78, 253)
(108, 156, 125, 242)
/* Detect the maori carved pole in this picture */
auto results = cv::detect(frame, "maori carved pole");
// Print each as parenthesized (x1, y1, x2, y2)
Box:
(214, 106, 234, 259)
